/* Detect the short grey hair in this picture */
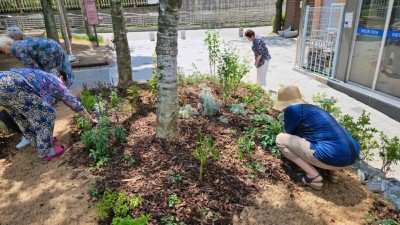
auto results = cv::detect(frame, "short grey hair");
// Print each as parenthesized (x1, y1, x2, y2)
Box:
(6, 26, 24, 40)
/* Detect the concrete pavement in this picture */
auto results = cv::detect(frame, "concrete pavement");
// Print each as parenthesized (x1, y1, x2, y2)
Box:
(72, 26, 400, 179)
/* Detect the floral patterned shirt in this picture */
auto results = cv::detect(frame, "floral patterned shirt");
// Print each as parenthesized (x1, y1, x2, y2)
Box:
(11, 37, 74, 87)
(252, 37, 271, 67)
(9, 68, 84, 112)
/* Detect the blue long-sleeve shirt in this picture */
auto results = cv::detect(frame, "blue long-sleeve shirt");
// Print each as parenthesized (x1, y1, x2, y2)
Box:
(284, 104, 360, 167)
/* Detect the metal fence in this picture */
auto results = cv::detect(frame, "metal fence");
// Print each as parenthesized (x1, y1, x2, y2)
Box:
(0, 6, 274, 30)
(0, 0, 153, 12)
(296, 4, 345, 78)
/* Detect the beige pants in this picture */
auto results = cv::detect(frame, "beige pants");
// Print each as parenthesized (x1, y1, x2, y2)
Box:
(276, 133, 346, 170)
(256, 60, 269, 87)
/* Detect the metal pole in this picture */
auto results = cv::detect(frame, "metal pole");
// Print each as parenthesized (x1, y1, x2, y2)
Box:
(93, 25, 99, 47)
(299, 5, 310, 69)
(56, 0, 72, 55)
(331, 5, 345, 79)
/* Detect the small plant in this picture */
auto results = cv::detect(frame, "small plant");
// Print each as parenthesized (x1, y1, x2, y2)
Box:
(111, 214, 151, 225)
(193, 128, 221, 181)
(218, 116, 229, 124)
(147, 53, 158, 104)
(339, 111, 379, 161)
(82, 116, 110, 162)
(378, 133, 400, 173)
(168, 194, 181, 208)
(90, 185, 100, 197)
(123, 155, 137, 167)
(114, 125, 126, 143)
(217, 42, 250, 102)
(248, 162, 266, 173)
(312, 93, 342, 118)
(179, 104, 198, 119)
(237, 127, 258, 161)
(80, 90, 96, 111)
(110, 90, 121, 111)
(204, 29, 220, 76)
(198, 84, 220, 116)
(76, 116, 92, 131)
(168, 170, 183, 183)
(229, 103, 247, 116)
(364, 213, 399, 225)
(126, 85, 141, 110)
(96, 190, 143, 221)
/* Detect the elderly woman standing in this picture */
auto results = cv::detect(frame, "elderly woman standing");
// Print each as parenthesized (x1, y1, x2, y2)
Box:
(0, 68, 95, 160)
(244, 29, 271, 89)
(274, 86, 360, 190)
(0, 36, 73, 87)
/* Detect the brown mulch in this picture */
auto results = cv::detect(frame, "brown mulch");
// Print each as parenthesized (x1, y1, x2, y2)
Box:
(67, 82, 298, 224)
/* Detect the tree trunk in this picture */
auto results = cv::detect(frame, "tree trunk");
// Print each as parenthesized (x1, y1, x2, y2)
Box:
(273, 0, 284, 33)
(79, 0, 94, 37)
(60, 0, 72, 40)
(40, 0, 59, 42)
(155, 0, 182, 141)
(110, 0, 133, 89)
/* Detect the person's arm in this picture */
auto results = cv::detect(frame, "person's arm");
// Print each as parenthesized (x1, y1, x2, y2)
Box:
(20, 57, 42, 70)
(283, 105, 302, 134)
(255, 55, 262, 67)
(253, 39, 264, 67)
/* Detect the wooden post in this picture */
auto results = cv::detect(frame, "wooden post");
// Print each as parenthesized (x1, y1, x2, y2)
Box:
(16, 0, 23, 13)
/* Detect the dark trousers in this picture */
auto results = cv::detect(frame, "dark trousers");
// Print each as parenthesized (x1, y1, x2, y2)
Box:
(0, 109, 22, 133)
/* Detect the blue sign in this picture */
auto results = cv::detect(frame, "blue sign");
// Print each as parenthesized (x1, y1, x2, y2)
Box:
(357, 27, 400, 39)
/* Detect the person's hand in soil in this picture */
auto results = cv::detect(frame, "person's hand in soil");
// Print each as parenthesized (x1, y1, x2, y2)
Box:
(78, 109, 97, 125)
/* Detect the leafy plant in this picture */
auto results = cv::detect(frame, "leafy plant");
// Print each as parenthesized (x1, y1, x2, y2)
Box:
(364, 213, 399, 225)
(111, 214, 151, 225)
(123, 155, 137, 167)
(96, 191, 118, 220)
(82, 116, 110, 162)
(76, 115, 92, 131)
(248, 162, 266, 173)
(339, 111, 379, 161)
(204, 29, 220, 76)
(378, 133, 400, 173)
(126, 85, 141, 110)
(237, 127, 258, 161)
(114, 125, 126, 143)
(312, 93, 342, 118)
(229, 103, 247, 116)
(193, 128, 221, 181)
(179, 104, 198, 119)
(217, 43, 250, 102)
(80, 90, 96, 111)
(90, 185, 100, 197)
(218, 116, 229, 124)
(96, 190, 143, 221)
(168, 194, 181, 208)
(198, 84, 220, 116)
(168, 170, 183, 183)
(110, 90, 121, 111)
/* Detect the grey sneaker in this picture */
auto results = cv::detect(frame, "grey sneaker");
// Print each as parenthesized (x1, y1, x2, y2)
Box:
(16, 136, 30, 149)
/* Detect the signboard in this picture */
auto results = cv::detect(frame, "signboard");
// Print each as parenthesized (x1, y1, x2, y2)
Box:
(148, 0, 159, 4)
(344, 12, 353, 28)
(357, 28, 400, 39)
(84, 0, 99, 25)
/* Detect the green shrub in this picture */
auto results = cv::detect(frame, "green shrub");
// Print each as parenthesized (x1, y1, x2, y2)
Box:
(339, 111, 379, 161)
(111, 214, 151, 225)
(379, 133, 400, 173)
(114, 125, 126, 143)
(217, 43, 250, 102)
(312, 93, 342, 118)
(96, 191, 118, 220)
(179, 104, 199, 119)
(229, 103, 247, 116)
(168, 194, 181, 208)
(82, 116, 110, 162)
(218, 116, 229, 124)
(198, 84, 220, 116)
(80, 91, 96, 111)
(127, 85, 141, 109)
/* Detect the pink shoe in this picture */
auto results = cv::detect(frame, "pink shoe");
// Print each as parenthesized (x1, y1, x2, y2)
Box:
(33, 137, 59, 152)
(42, 145, 67, 161)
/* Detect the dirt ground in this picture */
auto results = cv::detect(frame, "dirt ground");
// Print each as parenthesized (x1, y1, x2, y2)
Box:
(0, 104, 97, 225)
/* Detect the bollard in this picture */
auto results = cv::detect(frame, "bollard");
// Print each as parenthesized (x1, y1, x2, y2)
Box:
(239, 27, 243, 37)
(181, 30, 186, 40)
(149, 32, 155, 41)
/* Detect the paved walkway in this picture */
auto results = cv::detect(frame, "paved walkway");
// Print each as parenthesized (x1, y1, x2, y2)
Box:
(72, 26, 400, 179)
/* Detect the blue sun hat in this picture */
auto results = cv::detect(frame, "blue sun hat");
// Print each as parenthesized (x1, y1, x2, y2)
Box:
(6, 26, 25, 40)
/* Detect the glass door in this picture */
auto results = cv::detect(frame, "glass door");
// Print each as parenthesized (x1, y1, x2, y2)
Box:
(375, 0, 400, 98)
(347, 0, 391, 88)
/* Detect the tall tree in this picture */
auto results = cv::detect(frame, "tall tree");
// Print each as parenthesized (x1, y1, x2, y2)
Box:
(110, 0, 134, 89)
(273, 0, 285, 33)
(40, 0, 59, 42)
(155, 0, 182, 141)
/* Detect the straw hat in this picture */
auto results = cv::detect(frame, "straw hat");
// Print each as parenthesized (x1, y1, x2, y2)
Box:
(273, 85, 307, 111)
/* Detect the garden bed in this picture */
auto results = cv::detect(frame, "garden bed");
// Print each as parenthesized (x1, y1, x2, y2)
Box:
(63, 78, 400, 225)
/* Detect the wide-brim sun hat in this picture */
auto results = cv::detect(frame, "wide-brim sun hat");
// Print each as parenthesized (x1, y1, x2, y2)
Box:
(273, 85, 307, 111)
